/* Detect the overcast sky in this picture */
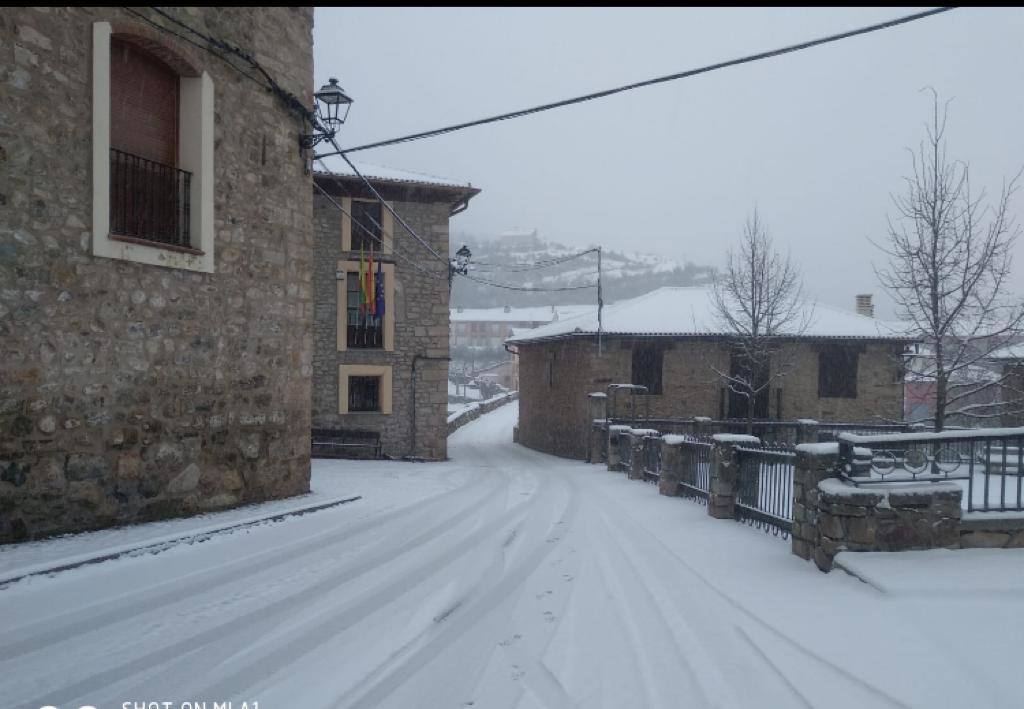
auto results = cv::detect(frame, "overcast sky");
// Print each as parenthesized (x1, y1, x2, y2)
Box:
(313, 7, 1024, 318)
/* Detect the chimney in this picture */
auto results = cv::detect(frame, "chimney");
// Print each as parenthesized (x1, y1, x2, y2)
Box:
(855, 294, 874, 318)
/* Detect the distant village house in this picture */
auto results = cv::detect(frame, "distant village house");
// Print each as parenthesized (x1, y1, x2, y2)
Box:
(508, 287, 913, 459)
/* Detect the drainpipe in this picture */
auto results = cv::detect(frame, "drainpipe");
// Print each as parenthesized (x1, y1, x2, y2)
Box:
(411, 353, 452, 458)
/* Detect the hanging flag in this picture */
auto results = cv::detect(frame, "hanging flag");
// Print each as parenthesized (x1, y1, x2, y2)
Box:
(375, 256, 385, 323)
(358, 246, 367, 317)
(367, 245, 376, 319)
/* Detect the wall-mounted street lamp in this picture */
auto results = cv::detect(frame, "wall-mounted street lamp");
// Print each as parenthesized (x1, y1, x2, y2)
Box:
(300, 78, 353, 150)
(449, 244, 472, 289)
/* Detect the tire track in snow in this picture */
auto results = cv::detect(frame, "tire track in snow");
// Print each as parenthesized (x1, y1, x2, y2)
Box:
(0, 466, 502, 662)
(327, 470, 581, 709)
(145, 470, 561, 706)
(589, 508, 712, 709)
(588, 483, 911, 709)
(10, 468, 516, 709)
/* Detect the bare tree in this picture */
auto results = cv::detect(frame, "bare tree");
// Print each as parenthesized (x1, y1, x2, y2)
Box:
(873, 89, 1024, 431)
(710, 209, 812, 433)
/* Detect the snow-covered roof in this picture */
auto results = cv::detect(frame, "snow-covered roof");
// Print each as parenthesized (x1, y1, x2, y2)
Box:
(988, 344, 1024, 361)
(506, 287, 913, 344)
(314, 160, 476, 191)
(451, 305, 594, 324)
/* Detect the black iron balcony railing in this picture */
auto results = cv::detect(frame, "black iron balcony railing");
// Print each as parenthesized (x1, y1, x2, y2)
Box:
(110, 148, 192, 249)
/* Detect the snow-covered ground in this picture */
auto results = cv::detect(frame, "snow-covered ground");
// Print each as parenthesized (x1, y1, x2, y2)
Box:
(2, 404, 1024, 708)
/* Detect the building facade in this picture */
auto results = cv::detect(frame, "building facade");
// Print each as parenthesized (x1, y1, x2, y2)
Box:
(312, 167, 479, 460)
(508, 288, 912, 459)
(0, 8, 315, 541)
(451, 304, 593, 353)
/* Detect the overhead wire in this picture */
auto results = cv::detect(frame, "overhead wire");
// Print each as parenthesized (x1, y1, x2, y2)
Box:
(318, 7, 957, 156)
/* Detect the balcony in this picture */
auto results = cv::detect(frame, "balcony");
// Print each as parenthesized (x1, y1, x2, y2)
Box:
(109, 148, 193, 251)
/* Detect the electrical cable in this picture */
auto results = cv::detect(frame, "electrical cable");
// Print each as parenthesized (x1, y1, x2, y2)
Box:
(319, 7, 956, 156)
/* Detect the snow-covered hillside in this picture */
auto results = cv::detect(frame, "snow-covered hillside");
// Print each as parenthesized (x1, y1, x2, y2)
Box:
(450, 230, 715, 309)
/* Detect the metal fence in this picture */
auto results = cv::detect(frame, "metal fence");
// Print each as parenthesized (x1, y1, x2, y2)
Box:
(679, 437, 712, 504)
(838, 429, 1024, 513)
(642, 435, 661, 484)
(735, 443, 796, 537)
(110, 148, 192, 248)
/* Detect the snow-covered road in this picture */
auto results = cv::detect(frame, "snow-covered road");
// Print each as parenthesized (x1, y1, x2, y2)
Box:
(3, 403, 1024, 709)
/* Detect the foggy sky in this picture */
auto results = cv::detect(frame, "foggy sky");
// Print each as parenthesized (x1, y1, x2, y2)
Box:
(312, 7, 1024, 319)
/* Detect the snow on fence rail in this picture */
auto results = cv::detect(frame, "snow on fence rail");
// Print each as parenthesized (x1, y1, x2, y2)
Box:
(837, 427, 1024, 513)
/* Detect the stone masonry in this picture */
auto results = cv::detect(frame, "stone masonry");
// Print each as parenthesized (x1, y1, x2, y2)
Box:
(311, 174, 479, 460)
(0, 8, 315, 541)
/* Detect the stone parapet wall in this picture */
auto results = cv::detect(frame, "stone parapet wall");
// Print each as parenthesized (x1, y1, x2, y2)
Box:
(960, 516, 1024, 548)
(446, 392, 518, 436)
(1, 7, 315, 542)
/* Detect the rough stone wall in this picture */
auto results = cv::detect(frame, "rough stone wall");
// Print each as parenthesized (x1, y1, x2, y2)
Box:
(311, 187, 452, 459)
(776, 342, 904, 422)
(0, 7, 314, 541)
(517, 335, 905, 460)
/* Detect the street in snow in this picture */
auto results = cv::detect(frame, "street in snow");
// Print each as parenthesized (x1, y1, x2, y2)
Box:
(2, 404, 1023, 709)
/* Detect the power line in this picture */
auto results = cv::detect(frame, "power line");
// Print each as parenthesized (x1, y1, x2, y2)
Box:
(471, 249, 598, 271)
(317, 7, 956, 157)
(121, 7, 267, 87)
(312, 180, 447, 282)
(146, 7, 317, 127)
(462, 273, 598, 292)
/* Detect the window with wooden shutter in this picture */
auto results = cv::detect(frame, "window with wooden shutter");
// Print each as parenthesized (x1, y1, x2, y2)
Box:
(108, 38, 192, 249)
(110, 39, 179, 165)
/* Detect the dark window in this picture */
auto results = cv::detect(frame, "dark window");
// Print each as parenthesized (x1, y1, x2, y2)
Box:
(109, 39, 191, 248)
(346, 271, 382, 348)
(631, 346, 663, 395)
(349, 376, 380, 412)
(350, 201, 382, 252)
(819, 345, 859, 398)
(727, 350, 770, 419)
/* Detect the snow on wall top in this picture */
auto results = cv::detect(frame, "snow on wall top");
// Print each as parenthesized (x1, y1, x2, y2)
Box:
(451, 304, 595, 323)
(315, 160, 474, 190)
(506, 287, 913, 344)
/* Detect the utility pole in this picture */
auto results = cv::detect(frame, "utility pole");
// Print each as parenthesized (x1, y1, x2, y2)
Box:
(597, 246, 603, 357)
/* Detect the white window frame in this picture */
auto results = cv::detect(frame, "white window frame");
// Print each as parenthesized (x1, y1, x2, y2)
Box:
(92, 22, 215, 272)
(339, 364, 393, 414)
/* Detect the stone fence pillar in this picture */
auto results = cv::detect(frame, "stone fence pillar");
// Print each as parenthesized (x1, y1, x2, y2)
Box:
(693, 416, 712, 438)
(659, 436, 684, 496)
(791, 444, 840, 562)
(626, 428, 658, 480)
(586, 392, 608, 464)
(607, 425, 630, 472)
(795, 419, 819, 445)
(707, 434, 760, 519)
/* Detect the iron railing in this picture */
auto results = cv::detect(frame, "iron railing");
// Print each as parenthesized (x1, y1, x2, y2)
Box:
(735, 443, 796, 537)
(642, 435, 661, 484)
(838, 428, 1024, 513)
(110, 148, 192, 248)
(678, 436, 712, 503)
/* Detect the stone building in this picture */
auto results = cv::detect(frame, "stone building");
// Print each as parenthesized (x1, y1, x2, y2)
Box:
(312, 165, 479, 460)
(1, 8, 315, 541)
(451, 304, 593, 352)
(508, 287, 913, 459)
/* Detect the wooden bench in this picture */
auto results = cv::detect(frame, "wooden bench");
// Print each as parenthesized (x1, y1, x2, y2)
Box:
(311, 428, 383, 460)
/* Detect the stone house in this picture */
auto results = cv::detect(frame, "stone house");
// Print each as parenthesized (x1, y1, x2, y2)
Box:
(1, 8, 315, 541)
(508, 287, 913, 459)
(311, 165, 479, 460)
